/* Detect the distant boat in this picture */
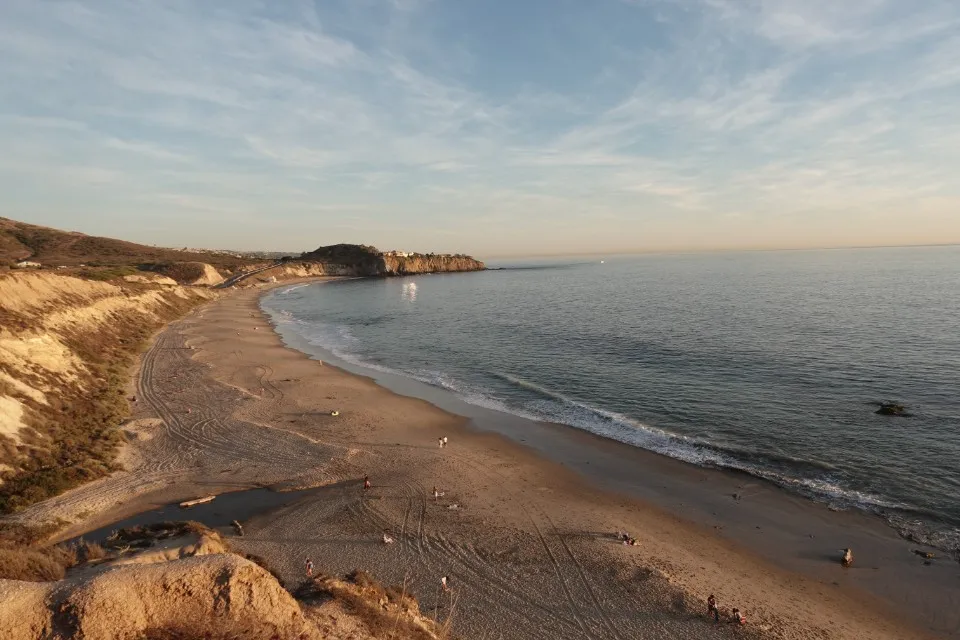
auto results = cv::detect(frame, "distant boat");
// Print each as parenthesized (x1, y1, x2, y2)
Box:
(600, 260, 605, 264)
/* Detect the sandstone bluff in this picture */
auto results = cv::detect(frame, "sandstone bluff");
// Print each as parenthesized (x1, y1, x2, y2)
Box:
(287, 243, 485, 277)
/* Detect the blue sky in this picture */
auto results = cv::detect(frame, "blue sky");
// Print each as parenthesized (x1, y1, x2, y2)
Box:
(1, 0, 958, 257)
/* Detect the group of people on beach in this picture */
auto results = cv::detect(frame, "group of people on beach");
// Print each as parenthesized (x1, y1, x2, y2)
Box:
(616, 531, 640, 546)
(304, 431, 863, 634)
(355, 442, 458, 597)
(617, 529, 747, 627)
(707, 594, 746, 626)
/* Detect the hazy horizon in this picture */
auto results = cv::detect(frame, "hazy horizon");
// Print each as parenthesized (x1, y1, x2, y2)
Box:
(14, 212, 956, 260)
(2, 0, 959, 255)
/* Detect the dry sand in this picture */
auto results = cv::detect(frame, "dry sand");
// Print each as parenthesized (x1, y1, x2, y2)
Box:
(25, 281, 956, 640)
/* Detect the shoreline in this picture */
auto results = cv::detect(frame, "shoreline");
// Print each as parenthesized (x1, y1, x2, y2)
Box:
(263, 279, 952, 546)
(261, 277, 957, 559)
(26, 280, 955, 639)
(259, 281, 958, 638)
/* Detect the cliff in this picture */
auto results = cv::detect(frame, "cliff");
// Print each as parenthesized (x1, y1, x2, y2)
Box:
(295, 244, 484, 277)
(0, 271, 216, 512)
(380, 253, 484, 275)
(0, 523, 448, 640)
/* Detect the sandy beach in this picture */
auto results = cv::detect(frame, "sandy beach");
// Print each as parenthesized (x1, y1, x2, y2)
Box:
(30, 281, 955, 640)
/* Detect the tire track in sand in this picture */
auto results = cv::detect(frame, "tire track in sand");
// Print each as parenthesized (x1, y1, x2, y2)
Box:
(441, 448, 624, 640)
(543, 510, 625, 640)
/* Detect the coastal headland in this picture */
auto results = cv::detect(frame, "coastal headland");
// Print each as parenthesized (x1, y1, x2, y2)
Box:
(5, 277, 953, 640)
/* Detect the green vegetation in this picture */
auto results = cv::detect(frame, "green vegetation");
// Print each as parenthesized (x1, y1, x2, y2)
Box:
(299, 243, 382, 265)
(142, 261, 208, 283)
(79, 265, 142, 281)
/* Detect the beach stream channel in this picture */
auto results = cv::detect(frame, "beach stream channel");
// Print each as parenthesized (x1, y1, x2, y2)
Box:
(70, 486, 321, 544)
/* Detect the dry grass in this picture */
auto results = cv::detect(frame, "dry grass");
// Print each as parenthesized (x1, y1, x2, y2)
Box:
(74, 539, 107, 563)
(0, 545, 75, 581)
(0, 216, 258, 270)
(0, 297, 207, 514)
(0, 523, 79, 581)
(0, 521, 65, 546)
(0, 522, 121, 581)
(141, 617, 302, 640)
(296, 569, 445, 640)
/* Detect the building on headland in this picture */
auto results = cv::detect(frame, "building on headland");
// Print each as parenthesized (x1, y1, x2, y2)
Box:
(13, 260, 42, 269)
(383, 250, 413, 258)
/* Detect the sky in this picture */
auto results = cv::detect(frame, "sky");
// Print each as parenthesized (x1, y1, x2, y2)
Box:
(1, 0, 958, 257)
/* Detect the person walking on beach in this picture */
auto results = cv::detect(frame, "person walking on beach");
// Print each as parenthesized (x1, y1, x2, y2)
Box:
(707, 594, 720, 622)
(440, 575, 450, 592)
(841, 548, 853, 567)
(363, 475, 371, 492)
(442, 436, 448, 448)
(305, 558, 314, 578)
(438, 437, 444, 448)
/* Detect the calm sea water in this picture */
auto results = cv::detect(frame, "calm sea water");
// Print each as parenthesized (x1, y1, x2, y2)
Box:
(262, 247, 960, 553)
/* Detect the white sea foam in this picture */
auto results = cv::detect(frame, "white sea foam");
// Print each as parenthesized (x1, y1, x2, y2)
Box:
(489, 372, 909, 514)
(278, 283, 311, 295)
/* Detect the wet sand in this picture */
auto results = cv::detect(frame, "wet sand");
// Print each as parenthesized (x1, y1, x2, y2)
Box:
(35, 282, 957, 639)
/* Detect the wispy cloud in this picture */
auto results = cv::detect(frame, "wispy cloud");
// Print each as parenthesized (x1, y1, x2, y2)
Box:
(0, 0, 958, 254)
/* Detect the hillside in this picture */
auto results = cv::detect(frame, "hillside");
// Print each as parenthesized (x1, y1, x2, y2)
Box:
(0, 217, 257, 271)
(0, 271, 216, 512)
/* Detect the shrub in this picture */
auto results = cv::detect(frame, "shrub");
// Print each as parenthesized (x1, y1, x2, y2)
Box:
(75, 539, 107, 562)
(81, 265, 141, 281)
(0, 534, 77, 582)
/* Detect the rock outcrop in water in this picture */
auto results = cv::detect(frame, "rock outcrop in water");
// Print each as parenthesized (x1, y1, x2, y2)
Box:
(876, 402, 909, 417)
(294, 244, 484, 277)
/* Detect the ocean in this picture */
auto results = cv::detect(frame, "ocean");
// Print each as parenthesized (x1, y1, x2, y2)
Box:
(261, 246, 960, 555)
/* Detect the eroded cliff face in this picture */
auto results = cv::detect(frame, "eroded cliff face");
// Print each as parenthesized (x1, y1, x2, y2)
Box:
(278, 255, 484, 278)
(290, 244, 484, 278)
(0, 524, 449, 640)
(276, 262, 365, 278)
(378, 254, 484, 275)
(0, 272, 215, 511)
